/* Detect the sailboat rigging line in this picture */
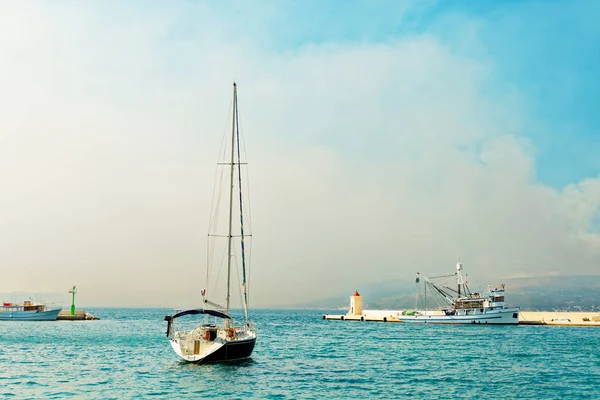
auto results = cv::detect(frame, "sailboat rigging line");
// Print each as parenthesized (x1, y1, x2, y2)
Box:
(207, 148, 227, 286)
(209, 242, 228, 306)
(206, 97, 233, 292)
(232, 250, 246, 318)
(225, 83, 237, 314)
(207, 165, 225, 287)
(234, 84, 249, 321)
(237, 118, 253, 234)
(237, 115, 253, 310)
(207, 98, 232, 233)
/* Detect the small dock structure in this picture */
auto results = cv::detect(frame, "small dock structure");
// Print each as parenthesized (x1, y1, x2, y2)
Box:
(323, 291, 404, 322)
(57, 310, 99, 321)
(56, 285, 99, 321)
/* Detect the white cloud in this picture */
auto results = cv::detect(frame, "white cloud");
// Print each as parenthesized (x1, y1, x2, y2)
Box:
(0, 3, 598, 307)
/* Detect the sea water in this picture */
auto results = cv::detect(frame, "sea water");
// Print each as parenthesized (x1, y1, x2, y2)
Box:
(1, 308, 599, 399)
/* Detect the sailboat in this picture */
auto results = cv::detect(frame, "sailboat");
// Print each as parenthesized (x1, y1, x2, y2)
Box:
(164, 82, 257, 363)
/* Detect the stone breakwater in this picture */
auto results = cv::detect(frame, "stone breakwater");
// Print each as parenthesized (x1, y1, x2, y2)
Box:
(57, 310, 100, 320)
(519, 311, 600, 326)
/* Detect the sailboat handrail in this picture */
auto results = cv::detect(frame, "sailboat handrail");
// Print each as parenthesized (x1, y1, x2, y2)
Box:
(168, 308, 231, 320)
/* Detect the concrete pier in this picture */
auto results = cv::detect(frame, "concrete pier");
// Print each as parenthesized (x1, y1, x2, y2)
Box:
(519, 311, 600, 326)
(323, 310, 403, 323)
(323, 310, 600, 326)
(57, 310, 100, 321)
(324, 292, 407, 322)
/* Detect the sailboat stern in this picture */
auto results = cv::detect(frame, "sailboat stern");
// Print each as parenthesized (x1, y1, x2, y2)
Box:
(169, 327, 256, 363)
(165, 308, 256, 363)
(198, 336, 256, 364)
(170, 334, 225, 363)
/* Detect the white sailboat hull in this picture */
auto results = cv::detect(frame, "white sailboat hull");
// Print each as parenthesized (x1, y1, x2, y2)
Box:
(170, 328, 256, 363)
(398, 307, 520, 325)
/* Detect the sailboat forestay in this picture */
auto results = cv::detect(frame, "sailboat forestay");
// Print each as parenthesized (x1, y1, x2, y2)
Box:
(164, 82, 256, 363)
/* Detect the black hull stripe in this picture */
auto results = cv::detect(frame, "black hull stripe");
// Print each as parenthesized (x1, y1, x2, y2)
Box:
(196, 338, 256, 364)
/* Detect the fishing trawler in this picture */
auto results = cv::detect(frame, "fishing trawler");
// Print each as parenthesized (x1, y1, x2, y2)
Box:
(164, 82, 256, 363)
(0, 300, 61, 321)
(398, 260, 520, 324)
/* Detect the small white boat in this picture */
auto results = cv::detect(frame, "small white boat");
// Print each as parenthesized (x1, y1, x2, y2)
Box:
(398, 261, 520, 325)
(164, 82, 256, 363)
(0, 300, 62, 321)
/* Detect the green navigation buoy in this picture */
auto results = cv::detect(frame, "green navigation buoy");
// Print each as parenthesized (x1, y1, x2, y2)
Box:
(68, 286, 77, 316)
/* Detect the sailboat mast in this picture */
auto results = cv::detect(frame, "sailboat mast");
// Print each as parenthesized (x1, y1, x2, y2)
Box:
(226, 82, 237, 313)
(235, 86, 249, 321)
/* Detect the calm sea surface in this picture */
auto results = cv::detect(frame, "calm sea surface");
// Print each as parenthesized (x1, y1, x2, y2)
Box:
(1, 308, 599, 399)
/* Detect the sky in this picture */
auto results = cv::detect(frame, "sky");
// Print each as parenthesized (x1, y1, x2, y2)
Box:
(1, 0, 599, 307)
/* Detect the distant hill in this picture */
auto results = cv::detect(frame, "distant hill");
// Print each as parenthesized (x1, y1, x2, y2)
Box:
(505, 275, 600, 311)
(299, 275, 600, 312)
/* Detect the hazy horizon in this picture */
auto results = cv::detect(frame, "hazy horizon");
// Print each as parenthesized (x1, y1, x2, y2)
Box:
(1, 1, 599, 308)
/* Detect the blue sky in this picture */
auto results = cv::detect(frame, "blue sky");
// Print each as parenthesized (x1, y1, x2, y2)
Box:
(440, 0, 600, 188)
(205, 0, 599, 188)
(88, 0, 599, 190)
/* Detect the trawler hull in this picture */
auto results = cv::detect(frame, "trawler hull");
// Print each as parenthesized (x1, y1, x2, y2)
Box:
(399, 308, 520, 325)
